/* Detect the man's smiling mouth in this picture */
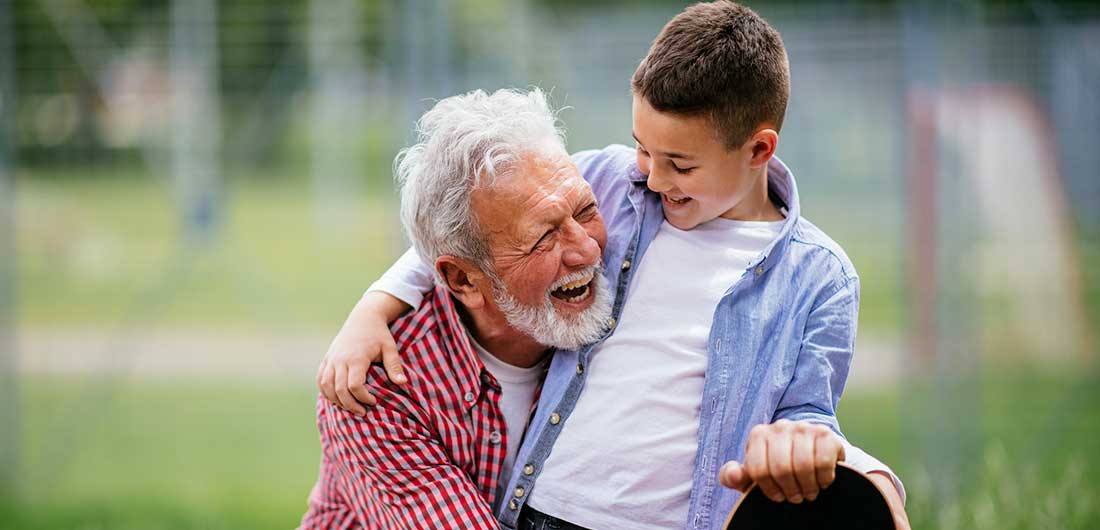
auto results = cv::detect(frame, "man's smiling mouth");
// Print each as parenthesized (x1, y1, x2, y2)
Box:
(550, 271, 596, 303)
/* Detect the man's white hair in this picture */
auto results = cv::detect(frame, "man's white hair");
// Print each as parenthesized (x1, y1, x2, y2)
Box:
(396, 87, 566, 272)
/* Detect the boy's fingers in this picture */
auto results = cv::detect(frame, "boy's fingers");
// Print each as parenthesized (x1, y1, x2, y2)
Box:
(766, 428, 802, 503)
(349, 385, 376, 408)
(792, 430, 819, 501)
(319, 362, 338, 405)
(745, 427, 782, 502)
(814, 432, 843, 489)
(381, 343, 408, 385)
(333, 362, 367, 416)
(347, 363, 376, 408)
(316, 357, 328, 391)
(719, 461, 752, 492)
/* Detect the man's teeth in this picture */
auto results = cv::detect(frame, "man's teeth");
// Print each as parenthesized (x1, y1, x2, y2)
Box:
(552, 273, 594, 303)
(563, 285, 590, 303)
(559, 277, 591, 291)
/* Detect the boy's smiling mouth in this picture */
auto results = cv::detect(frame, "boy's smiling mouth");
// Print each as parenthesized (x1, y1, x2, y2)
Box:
(662, 193, 692, 207)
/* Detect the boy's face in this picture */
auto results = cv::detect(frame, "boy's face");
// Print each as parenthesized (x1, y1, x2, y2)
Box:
(632, 95, 774, 230)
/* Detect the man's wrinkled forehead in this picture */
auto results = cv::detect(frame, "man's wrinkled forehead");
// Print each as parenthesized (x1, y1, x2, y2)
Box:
(471, 151, 592, 235)
(481, 150, 586, 202)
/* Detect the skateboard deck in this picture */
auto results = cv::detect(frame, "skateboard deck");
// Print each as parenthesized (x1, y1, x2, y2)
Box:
(723, 463, 896, 530)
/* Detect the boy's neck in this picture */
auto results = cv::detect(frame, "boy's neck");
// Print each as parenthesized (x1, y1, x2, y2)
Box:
(721, 165, 785, 222)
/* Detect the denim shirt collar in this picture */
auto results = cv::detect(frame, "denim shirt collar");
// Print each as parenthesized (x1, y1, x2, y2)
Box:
(626, 156, 801, 275)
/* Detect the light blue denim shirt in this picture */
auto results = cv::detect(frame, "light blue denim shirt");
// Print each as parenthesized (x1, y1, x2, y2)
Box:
(496, 144, 862, 530)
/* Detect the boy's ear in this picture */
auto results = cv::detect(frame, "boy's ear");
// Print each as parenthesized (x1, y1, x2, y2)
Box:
(436, 255, 488, 309)
(747, 128, 779, 169)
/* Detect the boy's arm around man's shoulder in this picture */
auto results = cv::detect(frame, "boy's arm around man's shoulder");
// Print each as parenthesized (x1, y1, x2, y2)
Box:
(307, 390, 501, 530)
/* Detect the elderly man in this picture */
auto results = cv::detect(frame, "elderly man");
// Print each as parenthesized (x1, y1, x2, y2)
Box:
(299, 89, 614, 528)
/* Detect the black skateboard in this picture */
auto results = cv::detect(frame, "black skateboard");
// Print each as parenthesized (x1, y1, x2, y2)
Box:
(723, 463, 896, 530)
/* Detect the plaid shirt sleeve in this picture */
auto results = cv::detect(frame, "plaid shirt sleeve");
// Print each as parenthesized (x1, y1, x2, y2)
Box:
(301, 397, 501, 530)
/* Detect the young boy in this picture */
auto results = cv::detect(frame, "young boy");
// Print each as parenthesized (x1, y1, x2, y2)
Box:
(316, 2, 908, 529)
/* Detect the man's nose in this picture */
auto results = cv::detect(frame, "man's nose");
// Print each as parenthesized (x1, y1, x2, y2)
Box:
(560, 219, 601, 267)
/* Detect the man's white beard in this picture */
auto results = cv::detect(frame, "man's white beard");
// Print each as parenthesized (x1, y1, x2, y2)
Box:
(490, 266, 612, 351)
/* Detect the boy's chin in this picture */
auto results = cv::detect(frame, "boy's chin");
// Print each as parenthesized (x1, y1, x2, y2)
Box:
(664, 213, 704, 231)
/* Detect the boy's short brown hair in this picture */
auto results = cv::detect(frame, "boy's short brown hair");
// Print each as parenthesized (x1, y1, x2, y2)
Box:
(631, 1, 789, 149)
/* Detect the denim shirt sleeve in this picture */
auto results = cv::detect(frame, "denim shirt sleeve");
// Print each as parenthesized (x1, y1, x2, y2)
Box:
(571, 147, 627, 207)
(771, 276, 859, 436)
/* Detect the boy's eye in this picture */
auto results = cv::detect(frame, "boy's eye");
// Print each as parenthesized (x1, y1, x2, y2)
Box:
(672, 164, 695, 175)
(636, 144, 649, 156)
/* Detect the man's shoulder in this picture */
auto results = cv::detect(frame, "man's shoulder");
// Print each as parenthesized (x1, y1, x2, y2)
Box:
(379, 286, 479, 407)
(389, 287, 446, 350)
(788, 217, 859, 295)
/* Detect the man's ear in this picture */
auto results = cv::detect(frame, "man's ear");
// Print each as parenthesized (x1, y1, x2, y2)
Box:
(746, 127, 778, 169)
(436, 255, 488, 309)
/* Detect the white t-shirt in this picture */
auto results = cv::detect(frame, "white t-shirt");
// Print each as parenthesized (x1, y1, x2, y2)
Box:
(527, 217, 783, 530)
(466, 331, 547, 507)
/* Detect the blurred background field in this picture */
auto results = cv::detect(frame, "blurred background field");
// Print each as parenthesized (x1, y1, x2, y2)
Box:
(2, 0, 1099, 529)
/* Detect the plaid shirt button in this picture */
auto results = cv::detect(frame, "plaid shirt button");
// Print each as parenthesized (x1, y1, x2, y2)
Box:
(489, 431, 502, 444)
(463, 391, 476, 403)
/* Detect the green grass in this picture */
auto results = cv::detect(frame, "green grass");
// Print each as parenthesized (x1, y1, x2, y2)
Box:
(1, 369, 1097, 529)
(1, 377, 322, 530)
(16, 172, 403, 331)
(838, 368, 1100, 529)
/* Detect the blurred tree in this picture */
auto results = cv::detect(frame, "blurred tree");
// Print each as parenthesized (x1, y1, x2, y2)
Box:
(0, 0, 18, 500)
(7, 0, 1100, 172)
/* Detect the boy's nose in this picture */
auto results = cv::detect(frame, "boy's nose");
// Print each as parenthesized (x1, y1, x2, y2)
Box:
(646, 167, 672, 193)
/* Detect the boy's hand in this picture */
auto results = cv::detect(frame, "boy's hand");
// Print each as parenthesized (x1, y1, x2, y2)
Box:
(316, 314, 407, 416)
(718, 419, 844, 503)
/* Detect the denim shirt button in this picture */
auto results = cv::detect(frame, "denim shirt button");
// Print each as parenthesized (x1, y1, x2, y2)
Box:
(549, 412, 561, 425)
(576, 363, 584, 375)
(523, 464, 536, 476)
(509, 499, 518, 511)
(621, 259, 631, 270)
(514, 487, 525, 498)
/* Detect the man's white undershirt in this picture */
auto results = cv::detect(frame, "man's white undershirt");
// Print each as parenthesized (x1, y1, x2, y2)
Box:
(466, 330, 547, 507)
(527, 216, 783, 530)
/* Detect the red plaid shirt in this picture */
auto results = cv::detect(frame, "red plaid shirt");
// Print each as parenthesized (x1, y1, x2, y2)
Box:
(300, 286, 509, 530)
